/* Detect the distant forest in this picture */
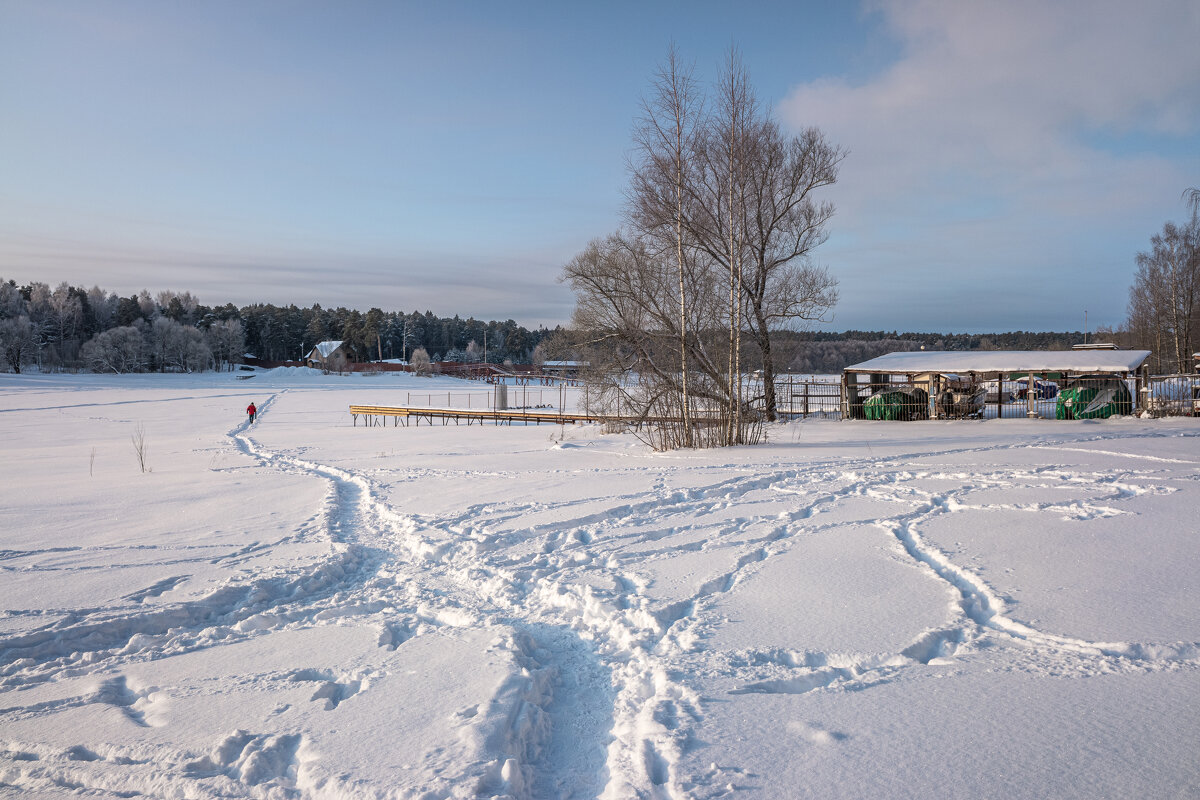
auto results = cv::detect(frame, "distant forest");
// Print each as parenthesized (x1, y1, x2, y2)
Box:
(1, 277, 1094, 374)
(0, 279, 560, 372)
(772, 329, 1090, 374)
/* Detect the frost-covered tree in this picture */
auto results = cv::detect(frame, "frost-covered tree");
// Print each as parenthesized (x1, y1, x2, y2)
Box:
(0, 280, 26, 319)
(82, 326, 145, 373)
(137, 290, 159, 320)
(0, 316, 39, 373)
(87, 286, 117, 331)
(157, 290, 200, 325)
(205, 319, 244, 371)
(148, 317, 211, 372)
(411, 347, 431, 376)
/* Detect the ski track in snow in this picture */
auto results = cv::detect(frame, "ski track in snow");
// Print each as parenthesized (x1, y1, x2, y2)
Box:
(2, 400, 1198, 798)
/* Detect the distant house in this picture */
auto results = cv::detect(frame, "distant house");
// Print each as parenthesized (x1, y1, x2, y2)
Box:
(306, 340, 352, 372)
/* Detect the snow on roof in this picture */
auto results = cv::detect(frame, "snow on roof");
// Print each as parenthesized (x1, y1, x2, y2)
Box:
(844, 350, 1151, 374)
(312, 340, 344, 358)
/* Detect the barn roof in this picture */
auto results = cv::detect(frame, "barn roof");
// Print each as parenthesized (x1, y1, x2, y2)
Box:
(844, 350, 1151, 375)
(312, 340, 344, 358)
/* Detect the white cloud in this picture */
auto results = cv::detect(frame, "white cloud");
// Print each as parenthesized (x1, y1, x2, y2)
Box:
(779, 0, 1200, 331)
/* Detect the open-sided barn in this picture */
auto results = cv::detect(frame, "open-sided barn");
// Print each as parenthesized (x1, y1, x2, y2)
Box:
(842, 349, 1152, 420)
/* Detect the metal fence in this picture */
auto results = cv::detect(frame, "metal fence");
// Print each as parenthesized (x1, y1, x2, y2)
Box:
(1142, 374, 1200, 417)
(774, 375, 843, 418)
(402, 373, 1196, 422)
(403, 386, 562, 412)
(841, 373, 1160, 421)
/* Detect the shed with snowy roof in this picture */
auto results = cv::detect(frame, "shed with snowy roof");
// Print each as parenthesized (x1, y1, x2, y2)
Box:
(841, 349, 1151, 420)
(306, 340, 353, 372)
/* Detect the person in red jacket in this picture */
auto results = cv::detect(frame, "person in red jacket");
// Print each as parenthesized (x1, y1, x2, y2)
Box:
(247, 402, 257, 423)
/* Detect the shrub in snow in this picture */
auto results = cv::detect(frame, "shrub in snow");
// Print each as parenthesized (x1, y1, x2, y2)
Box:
(411, 347, 431, 377)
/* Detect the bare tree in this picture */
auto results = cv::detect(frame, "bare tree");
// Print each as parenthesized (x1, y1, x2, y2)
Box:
(1128, 214, 1200, 374)
(732, 122, 842, 419)
(631, 45, 704, 446)
(630, 50, 844, 423)
(131, 423, 149, 474)
(1185, 187, 1200, 216)
(692, 48, 757, 439)
(566, 46, 844, 442)
(562, 232, 760, 448)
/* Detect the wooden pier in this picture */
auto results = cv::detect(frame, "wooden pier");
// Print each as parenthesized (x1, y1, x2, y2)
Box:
(349, 404, 626, 428)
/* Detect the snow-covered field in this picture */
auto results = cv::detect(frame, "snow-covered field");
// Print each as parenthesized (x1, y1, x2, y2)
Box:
(1, 369, 1198, 799)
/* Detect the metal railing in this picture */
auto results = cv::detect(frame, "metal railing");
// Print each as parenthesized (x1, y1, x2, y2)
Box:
(774, 375, 843, 418)
(1141, 374, 1199, 417)
(843, 374, 1155, 421)
(403, 386, 561, 412)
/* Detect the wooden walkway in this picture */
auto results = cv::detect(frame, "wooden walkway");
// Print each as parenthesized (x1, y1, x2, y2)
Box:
(349, 404, 626, 427)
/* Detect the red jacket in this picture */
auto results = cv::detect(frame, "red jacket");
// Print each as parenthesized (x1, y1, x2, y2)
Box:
(247, 404, 257, 414)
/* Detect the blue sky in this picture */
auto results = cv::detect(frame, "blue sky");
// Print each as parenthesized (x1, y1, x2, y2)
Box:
(2, 0, 1198, 332)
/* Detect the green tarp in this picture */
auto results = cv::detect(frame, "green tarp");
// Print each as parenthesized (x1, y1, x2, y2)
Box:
(1056, 380, 1133, 420)
(864, 388, 929, 421)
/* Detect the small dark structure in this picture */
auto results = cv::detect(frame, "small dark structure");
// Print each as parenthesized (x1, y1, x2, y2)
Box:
(842, 350, 1152, 420)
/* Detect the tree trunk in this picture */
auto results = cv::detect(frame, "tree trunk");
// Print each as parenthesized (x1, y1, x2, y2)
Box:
(750, 304, 777, 421)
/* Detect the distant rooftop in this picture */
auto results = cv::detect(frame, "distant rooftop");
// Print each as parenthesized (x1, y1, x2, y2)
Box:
(311, 340, 344, 358)
(844, 350, 1151, 375)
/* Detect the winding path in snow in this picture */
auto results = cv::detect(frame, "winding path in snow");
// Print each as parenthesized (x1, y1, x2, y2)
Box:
(3, 400, 1198, 799)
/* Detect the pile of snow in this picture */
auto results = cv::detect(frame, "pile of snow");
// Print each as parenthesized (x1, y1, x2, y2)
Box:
(0, 371, 1197, 798)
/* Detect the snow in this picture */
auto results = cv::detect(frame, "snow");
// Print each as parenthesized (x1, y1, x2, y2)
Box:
(310, 341, 343, 359)
(1, 370, 1198, 798)
(845, 349, 1152, 374)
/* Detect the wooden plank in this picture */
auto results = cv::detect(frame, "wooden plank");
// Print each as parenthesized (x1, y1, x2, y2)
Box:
(348, 404, 680, 427)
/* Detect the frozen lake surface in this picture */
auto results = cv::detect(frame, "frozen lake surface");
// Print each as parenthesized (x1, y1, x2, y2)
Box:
(1, 369, 1198, 798)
